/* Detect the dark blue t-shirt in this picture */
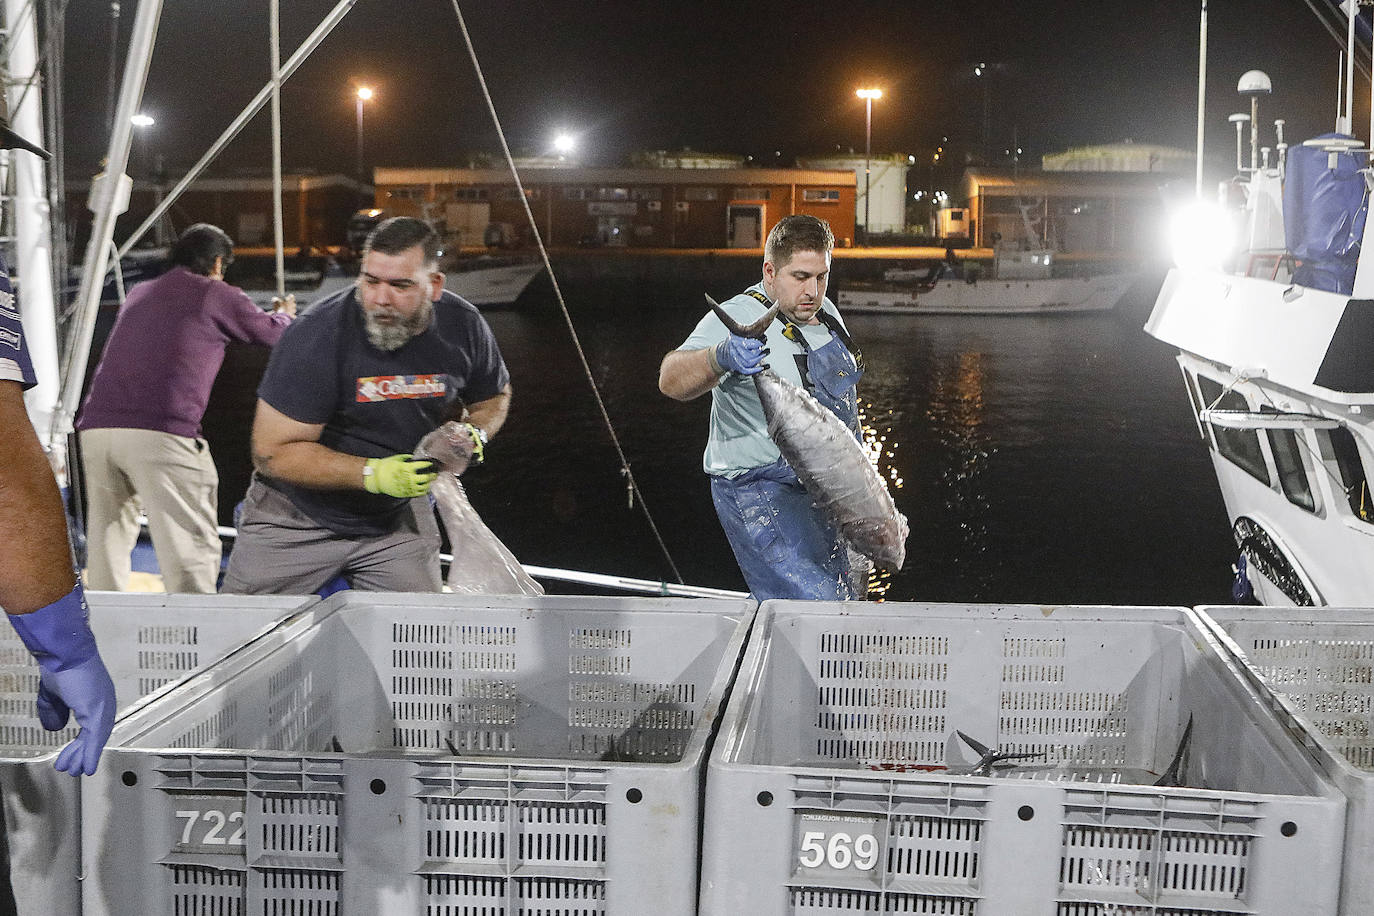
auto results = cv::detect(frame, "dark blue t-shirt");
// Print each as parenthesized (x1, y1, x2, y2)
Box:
(257, 286, 509, 536)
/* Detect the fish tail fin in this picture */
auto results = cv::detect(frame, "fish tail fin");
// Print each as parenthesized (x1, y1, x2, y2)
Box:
(705, 293, 777, 340)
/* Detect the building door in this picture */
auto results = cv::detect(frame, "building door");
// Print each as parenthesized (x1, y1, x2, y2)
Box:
(728, 205, 763, 248)
(445, 202, 491, 247)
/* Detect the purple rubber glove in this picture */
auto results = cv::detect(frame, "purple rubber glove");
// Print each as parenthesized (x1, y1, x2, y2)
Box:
(7, 581, 116, 776)
(715, 333, 767, 376)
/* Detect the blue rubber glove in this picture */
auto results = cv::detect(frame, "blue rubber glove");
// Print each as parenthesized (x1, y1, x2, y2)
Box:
(7, 582, 117, 776)
(715, 333, 767, 376)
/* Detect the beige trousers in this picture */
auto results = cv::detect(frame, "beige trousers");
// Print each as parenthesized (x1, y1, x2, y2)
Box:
(79, 427, 221, 593)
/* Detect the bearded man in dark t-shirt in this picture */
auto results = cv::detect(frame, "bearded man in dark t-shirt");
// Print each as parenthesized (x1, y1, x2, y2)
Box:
(221, 217, 512, 594)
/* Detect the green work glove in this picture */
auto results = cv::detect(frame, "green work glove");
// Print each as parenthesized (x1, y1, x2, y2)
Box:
(363, 454, 438, 498)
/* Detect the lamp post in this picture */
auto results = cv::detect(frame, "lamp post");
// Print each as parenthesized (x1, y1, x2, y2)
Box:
(129, 112, 154, 184)
(974, 63, 990, 163)
(354, 86, 373, 181)
(856, 88, 882, 246)
(549, 132, 576, 245)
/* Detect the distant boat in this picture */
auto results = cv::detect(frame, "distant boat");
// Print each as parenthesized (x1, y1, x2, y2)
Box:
(838, 246, 1135, 316)
(240, 253, 543, 310)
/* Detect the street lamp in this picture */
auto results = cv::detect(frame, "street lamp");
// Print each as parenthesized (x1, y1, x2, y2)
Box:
(354, 85, 374, 181)
(548, 132, 577, 244)
(855, 88, 882, 246)
(974, 63, 990, 163)
(129, 113, 154, 179)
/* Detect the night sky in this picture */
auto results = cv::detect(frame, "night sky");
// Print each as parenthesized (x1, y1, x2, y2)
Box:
(57, 0, 1356, 186)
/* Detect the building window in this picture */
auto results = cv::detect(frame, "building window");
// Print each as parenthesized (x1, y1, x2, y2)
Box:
(732, 188, 770, 201)
(596, 187, 629, 201)
(497, 187, 531, 200)
(683, 187, 718, 202)
(803, 189, 841, 202)
(631, 187, 662, 201)
(563, 187, 588, 201)
(387, 186, 426, 201)
(1197, 376, 1269, 486)
(452, 187, 488, 202)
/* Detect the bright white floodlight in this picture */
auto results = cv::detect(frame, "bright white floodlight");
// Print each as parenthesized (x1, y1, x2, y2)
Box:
(1167, 200, 1236, 271)
(553, 133, 575, 154)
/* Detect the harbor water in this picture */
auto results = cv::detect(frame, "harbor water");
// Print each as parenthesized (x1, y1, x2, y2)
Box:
(196, 264, 1236, 605)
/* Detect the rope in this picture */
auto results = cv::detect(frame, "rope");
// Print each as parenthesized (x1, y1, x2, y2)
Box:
(447, 0, 684, 585)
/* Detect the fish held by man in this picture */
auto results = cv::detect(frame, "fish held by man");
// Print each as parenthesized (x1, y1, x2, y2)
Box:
(705, 294, 908, 569)
(417, 422, 543, 595)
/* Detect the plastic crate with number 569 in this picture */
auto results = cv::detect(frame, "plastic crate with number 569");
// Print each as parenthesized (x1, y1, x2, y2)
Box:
(699, 602, 1346, 915)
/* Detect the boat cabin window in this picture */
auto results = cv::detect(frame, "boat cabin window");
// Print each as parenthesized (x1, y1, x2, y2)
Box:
(1265, 424, 1316, 512)
(1320, 425, 1374, 523)
(1196, 377, 1269, 486)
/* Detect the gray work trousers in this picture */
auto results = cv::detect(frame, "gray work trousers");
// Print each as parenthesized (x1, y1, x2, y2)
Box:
(220, 476, 442, 595)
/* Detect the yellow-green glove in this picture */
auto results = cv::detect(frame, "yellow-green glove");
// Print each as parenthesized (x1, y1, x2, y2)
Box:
(362, 454, 438, 498)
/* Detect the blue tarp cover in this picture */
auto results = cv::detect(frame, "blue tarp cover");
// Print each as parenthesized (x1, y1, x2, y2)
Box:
(1284, 132, 1367, 294)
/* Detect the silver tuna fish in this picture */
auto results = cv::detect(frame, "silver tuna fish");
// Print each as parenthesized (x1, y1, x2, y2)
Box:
(416, 423, 544, 595)
(706, 295, 908, 570)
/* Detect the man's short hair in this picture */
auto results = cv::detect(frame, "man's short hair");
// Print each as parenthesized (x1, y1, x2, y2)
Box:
(765, 215, 835, 268)
(170, 223, 234, 276)
(364, 216, 440, 266)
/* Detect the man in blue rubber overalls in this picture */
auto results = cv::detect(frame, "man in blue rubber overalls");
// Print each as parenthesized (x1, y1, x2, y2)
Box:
(659, 215, 864, 600)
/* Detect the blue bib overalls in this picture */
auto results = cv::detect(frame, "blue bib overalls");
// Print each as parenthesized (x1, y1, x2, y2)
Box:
(709, 313, 865, 600)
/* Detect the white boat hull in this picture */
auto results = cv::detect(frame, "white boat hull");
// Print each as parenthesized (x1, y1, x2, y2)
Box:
(244, 259, 542, 309)
(1148, 267, 1374, 606)
(838, 273, 1135, 315)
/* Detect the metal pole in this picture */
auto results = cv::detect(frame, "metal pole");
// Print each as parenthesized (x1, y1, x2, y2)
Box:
(104, 1, 119, 141)
(1195, 0, 1207, 197)
(53, 0, 164, 450)
(4, 0, 59, 444)
(1347, 0, 1357, 135)
(116, 0, 359, 258)
(354, 94, 363, 180)
(270, 0, 285, 297)
(863, 96, 872, 247)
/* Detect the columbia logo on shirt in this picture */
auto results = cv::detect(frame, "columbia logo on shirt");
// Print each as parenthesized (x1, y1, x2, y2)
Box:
(356, 374, 447, 402)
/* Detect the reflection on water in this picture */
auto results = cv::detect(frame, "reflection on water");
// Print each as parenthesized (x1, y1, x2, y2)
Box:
(925, 350, 995, 595)
(403, 274, 1235, 605)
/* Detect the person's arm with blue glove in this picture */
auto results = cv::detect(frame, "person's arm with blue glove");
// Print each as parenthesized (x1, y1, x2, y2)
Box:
(0, 380, 116, 776)
(660, 331, 769, 401)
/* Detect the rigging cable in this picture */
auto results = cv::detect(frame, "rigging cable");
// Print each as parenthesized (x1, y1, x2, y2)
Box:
(1302, 0, 1372, 83)
(446, 0, 685, 585)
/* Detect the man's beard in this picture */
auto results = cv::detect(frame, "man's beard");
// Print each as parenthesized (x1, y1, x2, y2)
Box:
(363, 297, 433, 352)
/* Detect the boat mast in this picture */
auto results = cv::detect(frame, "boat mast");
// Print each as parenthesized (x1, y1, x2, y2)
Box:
(1346, 0, 1357, 135)
(1195, 0, 1207, 197)
(50, 0, 163, 454)
(2, 0, 60, 447)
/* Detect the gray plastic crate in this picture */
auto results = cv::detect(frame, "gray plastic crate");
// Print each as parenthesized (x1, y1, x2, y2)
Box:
(80, 592, 755, 915)
(700, 602, 1346, 916)
(1196, 605, 1374, 916)
(0, 591, 317, 916)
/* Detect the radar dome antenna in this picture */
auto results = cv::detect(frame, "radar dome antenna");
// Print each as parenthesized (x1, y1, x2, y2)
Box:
(1228, 112, 1251, 173)
(1238, 70, 1272, 171)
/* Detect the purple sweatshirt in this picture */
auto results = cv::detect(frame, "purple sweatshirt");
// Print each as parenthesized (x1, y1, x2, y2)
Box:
(76, 266, 291, 438)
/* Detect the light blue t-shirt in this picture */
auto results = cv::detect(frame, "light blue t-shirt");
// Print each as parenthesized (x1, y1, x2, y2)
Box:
(678, 283, 847, 477)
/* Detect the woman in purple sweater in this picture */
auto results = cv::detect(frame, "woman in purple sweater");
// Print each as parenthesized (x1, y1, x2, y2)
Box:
(76, 223, 295, 592)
